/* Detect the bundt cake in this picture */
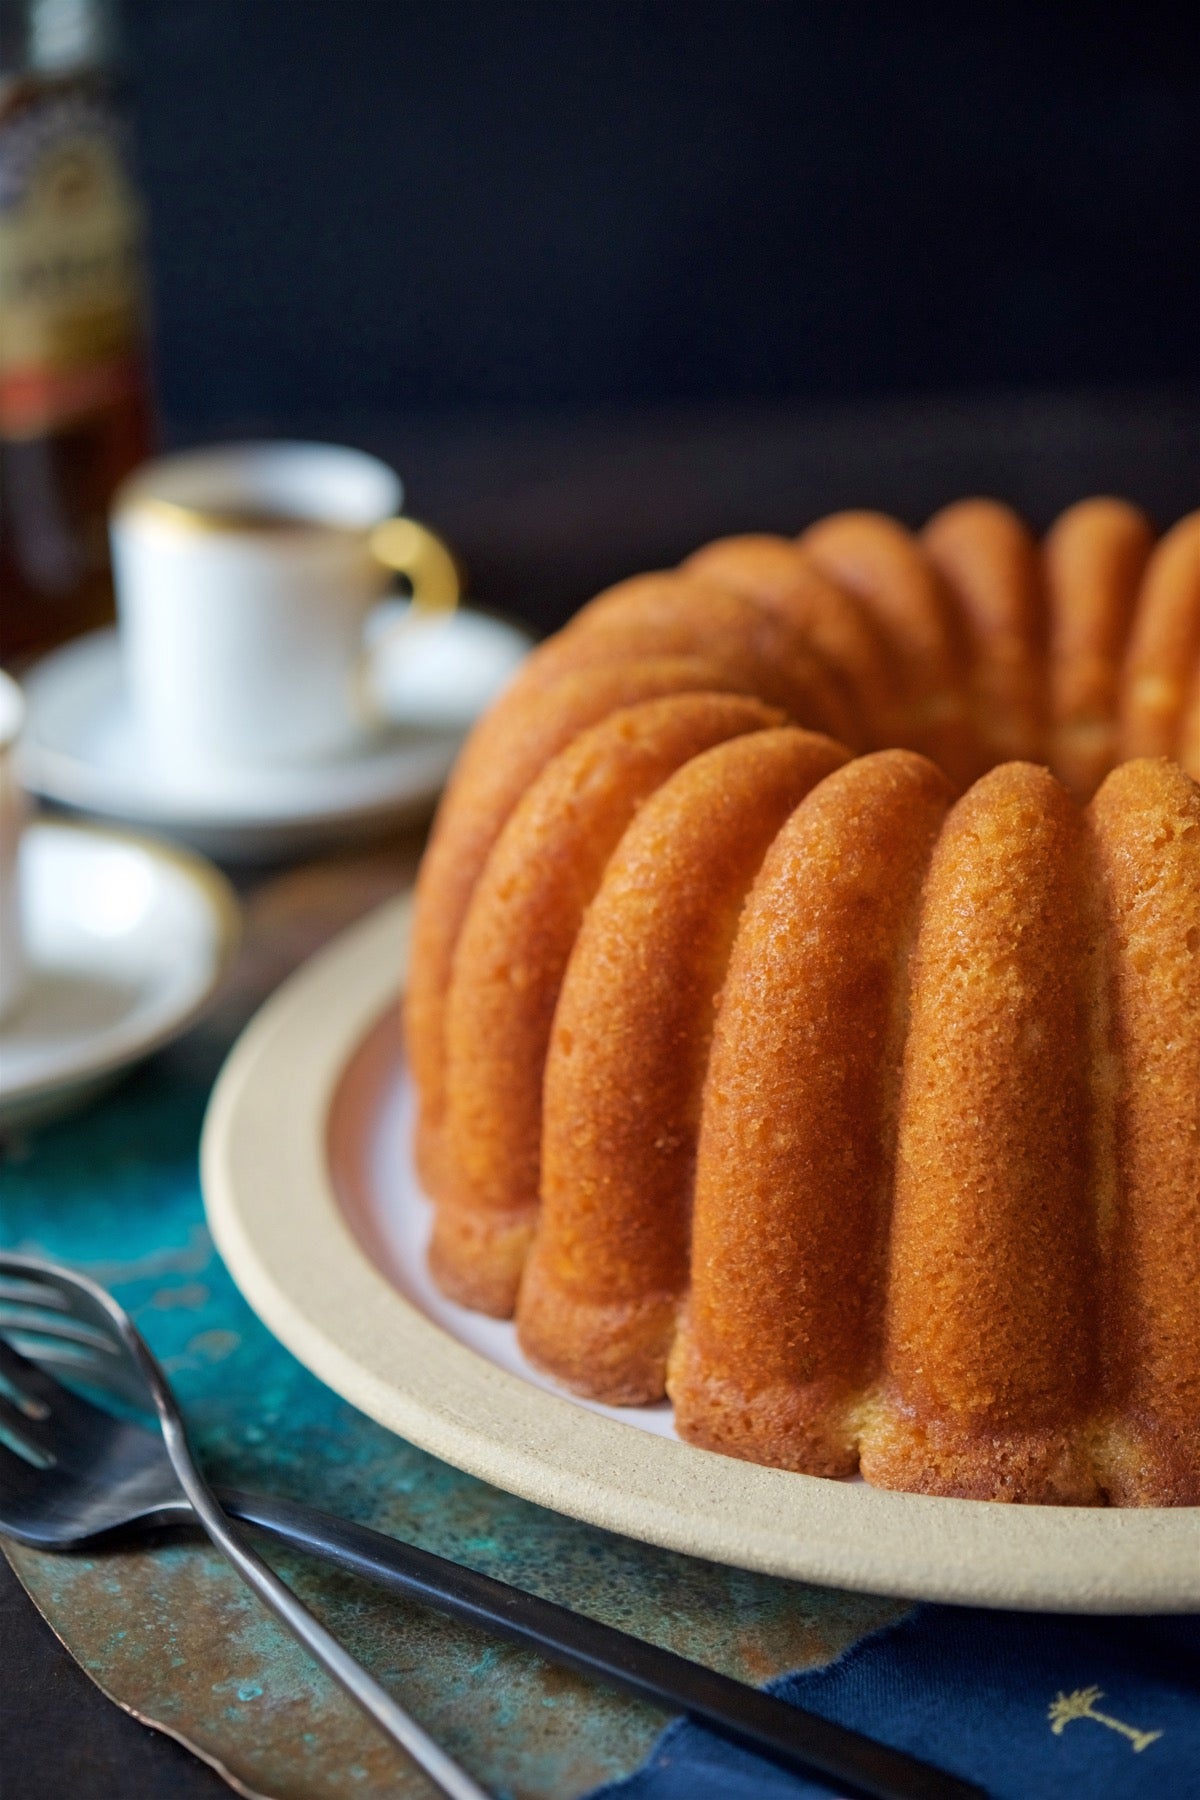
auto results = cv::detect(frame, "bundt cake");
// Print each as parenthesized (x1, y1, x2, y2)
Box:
(406, 497, 1200, 1507)
(433, 692, 786, 1314)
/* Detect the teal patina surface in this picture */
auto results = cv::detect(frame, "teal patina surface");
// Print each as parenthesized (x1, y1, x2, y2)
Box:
(0, 851, 903, 1800)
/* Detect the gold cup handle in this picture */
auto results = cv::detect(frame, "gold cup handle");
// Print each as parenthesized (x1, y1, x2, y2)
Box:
(354, 517, 461, 730)
(368, 517, 460, 616)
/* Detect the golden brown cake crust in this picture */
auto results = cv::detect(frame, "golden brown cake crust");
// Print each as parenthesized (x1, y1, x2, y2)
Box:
(431, 692, 782, 1316)
(1089, 758, 1200, 1505)
(1118, 511, 1200, 767)
(1044, 497, 1155, 799)
(404, 653, 768, 1187)
(1183, 660, 1200, 781)
(680, 532, 820, 601)
(522, 570, 866, 748)
(861, 763, 1102, 1504)
(921, 498, 1048, 767)
(669, 750, 952, 1474)
(799, 510, 979, 788)
(516, 727, 850, 1403)
(680, 534, 901, 747)
(407, 498, 1200, 1507)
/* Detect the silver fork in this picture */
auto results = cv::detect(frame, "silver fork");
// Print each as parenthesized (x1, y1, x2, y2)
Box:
(0, 1252, 490, 1800)
(0, 1252, 983, 1800)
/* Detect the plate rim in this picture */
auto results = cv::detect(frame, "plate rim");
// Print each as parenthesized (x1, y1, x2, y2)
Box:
(1, 817, 241, 1107)
(201, 894, 1200, 1614)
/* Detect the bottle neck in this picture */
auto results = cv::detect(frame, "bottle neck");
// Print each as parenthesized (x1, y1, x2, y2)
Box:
(1, 0, 116, 82)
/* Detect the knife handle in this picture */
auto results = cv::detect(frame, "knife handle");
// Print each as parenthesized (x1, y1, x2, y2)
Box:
(215, 1485, 979, 1800)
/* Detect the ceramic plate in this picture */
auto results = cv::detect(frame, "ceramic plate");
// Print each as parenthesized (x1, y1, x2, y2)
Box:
(201, 897, 1199, 1613)
(0, 820, 239, 1130)
(18, 616, 530, 862)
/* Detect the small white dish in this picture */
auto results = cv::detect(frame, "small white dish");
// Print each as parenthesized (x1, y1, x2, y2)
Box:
(0, 819, 239, 1132)
(17, 612, 531, 863)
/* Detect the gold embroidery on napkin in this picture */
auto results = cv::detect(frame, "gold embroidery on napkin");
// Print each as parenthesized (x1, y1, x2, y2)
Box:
(1048, 1687, 1162, 1753)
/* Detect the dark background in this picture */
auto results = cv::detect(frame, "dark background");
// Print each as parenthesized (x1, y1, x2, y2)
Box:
(2, 11, 1199, 1797)
(118, 1, 1200, 633)
(126, 1, 1200, 441)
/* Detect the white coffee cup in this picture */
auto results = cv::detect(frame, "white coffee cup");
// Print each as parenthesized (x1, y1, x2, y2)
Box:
(110, 442, 459, 780)
(0, 670, 28, 1025)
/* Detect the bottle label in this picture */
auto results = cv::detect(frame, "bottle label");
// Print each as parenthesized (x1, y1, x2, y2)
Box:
(0, 90, 145, 439)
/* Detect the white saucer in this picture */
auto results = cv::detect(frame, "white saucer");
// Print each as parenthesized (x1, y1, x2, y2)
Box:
(0, 820, 239, 1132)
(17, 612, 531, 862)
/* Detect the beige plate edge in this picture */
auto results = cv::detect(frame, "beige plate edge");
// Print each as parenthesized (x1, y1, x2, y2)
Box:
(200, 895, 1199, 1614)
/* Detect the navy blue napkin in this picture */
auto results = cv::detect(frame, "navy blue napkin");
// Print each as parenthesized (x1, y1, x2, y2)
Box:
(590, 1606, 1200, 1800)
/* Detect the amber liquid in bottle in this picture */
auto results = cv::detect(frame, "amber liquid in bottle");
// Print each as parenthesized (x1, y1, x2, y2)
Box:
(0, 14, 153, 663)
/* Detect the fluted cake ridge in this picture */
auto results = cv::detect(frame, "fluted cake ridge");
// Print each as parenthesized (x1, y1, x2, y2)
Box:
(406, 498, 1200, 1506)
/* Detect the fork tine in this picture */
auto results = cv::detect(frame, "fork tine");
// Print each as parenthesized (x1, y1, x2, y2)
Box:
(0, 1336, 54, 1417)
(0, 1324, 157, 1415)
(0, 1260, 124, 1344)
(0, 1306, 121, 1355)
(0, 1256, 161, 1413)
(0, 1332, 116, 1428)
(8, 1337, 105, 1373)
(0, 1275, 71, 1310)
(0, 1258, 113, 1314)
(0, 1428, 57, 1473)
(0, 1389, 56, 1465)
